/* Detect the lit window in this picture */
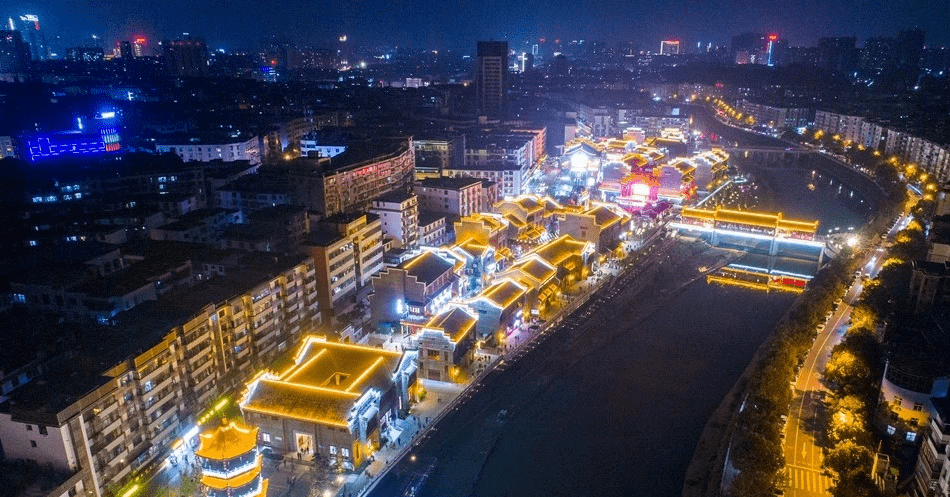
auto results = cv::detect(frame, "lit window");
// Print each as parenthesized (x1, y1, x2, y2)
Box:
(886, 425, 896, 435)
(907, 432, 917, 442)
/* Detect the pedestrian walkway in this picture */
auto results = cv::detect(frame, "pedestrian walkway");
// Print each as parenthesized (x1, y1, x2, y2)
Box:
(332, 379, 463, 497)
(787, 465, 833, 495)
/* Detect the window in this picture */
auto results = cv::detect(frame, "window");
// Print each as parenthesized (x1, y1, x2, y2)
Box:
(329, 445, 337, 455)
(262, 433, 271, 443)
(913, 403, 924, 412)
(894, 397, 902, 407)
(906, 431, 917, 442)
(886, 425, 896, 435)
(39, 426, 47, 436)
(30, 441, 37, 447)
(341, 448, 350, 458)
(26, 425, 32, 431)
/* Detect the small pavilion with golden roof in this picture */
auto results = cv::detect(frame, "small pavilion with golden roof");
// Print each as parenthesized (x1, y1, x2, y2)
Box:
(196, 419, 268, 497)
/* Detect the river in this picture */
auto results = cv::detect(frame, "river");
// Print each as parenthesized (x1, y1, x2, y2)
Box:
(367, 108, 871, 497)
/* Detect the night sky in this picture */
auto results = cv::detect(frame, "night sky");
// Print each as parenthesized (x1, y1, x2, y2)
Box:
(5, 0, 947, 52)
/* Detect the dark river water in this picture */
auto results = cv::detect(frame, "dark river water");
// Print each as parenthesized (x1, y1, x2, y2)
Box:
(370, 110, 872, 497)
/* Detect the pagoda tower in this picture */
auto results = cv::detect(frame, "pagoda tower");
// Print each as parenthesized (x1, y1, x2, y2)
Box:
(195, 419, 268, 497)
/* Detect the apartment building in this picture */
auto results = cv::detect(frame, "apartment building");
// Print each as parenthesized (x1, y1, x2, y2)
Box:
(289, 138, 415, 217)
(320, 213, 385, 287)
(156, 134, 261, 165)
(369, 191, 419, 249)
(0, 252, 320, 497)
(418, 212, 447, 247)
(912, 397, 950, 497)
(412, 135, 465, 179)
(443, 161, 526, 198)
(413, 177, 484, 218)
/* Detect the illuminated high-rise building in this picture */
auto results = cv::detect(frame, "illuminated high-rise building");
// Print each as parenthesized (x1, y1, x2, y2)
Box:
(118, 40, 133, 59)
(16, 14, 46, 60)
(476, 40, 508, 118)
(132, 36, 146, 57)
(660, 39, 680, 55)
(162, 36, 208, 76)
(0, 29, 31, 75)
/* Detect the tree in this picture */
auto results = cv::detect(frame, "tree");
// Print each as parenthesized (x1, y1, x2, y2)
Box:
(826, 439, 873, 481)
(848, 305, 878, 335)
(826, 440, 883, 497)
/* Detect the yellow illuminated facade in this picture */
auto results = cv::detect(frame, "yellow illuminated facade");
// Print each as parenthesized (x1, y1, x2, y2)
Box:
(681, 206, 819, 239)
(239, 337, 417, 468)
(196, 420, 268, 497)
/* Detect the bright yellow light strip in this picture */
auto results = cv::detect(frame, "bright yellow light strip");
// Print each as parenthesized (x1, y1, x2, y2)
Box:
(213, 398, 229, 412)
(315, 340, 402, 356)
(283, 348, 328, 381)
(120, 484, 140, 497)
(345, 357, 384, 393)
(261, 379, 359, 398)
(241, 404, 350, 428)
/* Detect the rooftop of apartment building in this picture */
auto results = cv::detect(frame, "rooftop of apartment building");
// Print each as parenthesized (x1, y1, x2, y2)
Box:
(320, 211, 380, 228)
(302, 230, 347, 247)
(246, 204, 308, 224)
(284, 136, 411, 176)
(371, 189, 416, 205)
(418, 210, 446, 228)
(157, 207, 239, 232)
(447, 160, 521, 171)
(217, 170, 291, 195)
(415, 176, 484, 190)
(152, 130, 257, 145)
(465, 134, 533, 150)
(18, 152, 201, 184)
(0, 250, 312, 423)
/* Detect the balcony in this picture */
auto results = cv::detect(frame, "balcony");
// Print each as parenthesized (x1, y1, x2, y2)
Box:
(147, 405, 177, 433)
(138, 361, 171, 384)
(192, 359, 215, 381)
(89, 414, 123, 440)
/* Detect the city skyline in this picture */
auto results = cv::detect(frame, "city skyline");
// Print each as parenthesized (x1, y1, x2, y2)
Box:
(3, 0, 947, 52)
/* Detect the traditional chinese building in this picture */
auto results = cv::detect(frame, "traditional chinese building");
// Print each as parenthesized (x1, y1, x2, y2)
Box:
(196, 419, 268, 497)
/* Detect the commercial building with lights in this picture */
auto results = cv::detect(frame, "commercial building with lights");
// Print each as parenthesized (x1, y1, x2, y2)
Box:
(240, 337, 418, 468)
(0, 252, 320, 497)
(416, 306, 478, 382)
(469, 278, 529, 338)
(560, 203, 630, 254)
(454, 213, 511, 249)
(22, 129, 122, 163)
(370, 249, 460, 334)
